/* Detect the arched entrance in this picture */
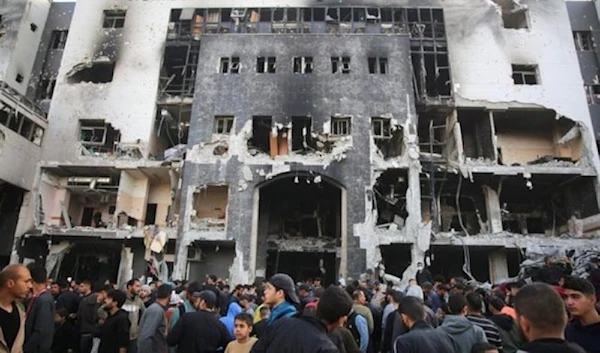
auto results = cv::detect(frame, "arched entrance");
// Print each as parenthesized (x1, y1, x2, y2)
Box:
(249, 172, 347, 285)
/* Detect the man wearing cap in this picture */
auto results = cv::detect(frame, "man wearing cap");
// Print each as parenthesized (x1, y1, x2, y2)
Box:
(251, 286, 353, 353)
(167, 290, 232, 353)
(263, 274, 299, 325)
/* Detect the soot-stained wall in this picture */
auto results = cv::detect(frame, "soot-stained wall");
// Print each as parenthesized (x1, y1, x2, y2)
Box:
(180, 34, 413, 279)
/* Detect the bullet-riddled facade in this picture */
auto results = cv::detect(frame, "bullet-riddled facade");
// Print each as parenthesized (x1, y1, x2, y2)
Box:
(9, 0, 600, 285)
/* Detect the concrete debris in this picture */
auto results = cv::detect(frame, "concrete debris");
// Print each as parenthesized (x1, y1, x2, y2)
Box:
(164, 144, 187, 161)
(213, 144, 228, 156)
(519, 244, 600, 280)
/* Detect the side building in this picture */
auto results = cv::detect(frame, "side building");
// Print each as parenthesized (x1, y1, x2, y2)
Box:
(0, 0, 54, 267)
(13, 0, 600, 285)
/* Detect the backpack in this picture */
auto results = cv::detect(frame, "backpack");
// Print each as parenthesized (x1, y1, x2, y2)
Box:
(345, 311, 361, 346)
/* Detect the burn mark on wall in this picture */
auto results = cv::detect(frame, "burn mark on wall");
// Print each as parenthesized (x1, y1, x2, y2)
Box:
(67, 60, 115, 84)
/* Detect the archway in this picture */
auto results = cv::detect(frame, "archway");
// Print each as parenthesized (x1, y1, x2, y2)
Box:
(250, 172, 346, 285)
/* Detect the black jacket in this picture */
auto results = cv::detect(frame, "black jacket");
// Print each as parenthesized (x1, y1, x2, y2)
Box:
(565, 319, 600, 353)
(56, 291, 81, 315)
(489, 314, 522, 353)
(250, 315, 339, 353)
(52, 320, 75, 353)
(416, 269, 433, 286)
(98, 309, 130, 353)
(519, 338, 586, 353)
(394, 321, 458, 353)
(167, 310, 231, 353)
(77, 293, 100, 334)
(24, 291, 55, 353)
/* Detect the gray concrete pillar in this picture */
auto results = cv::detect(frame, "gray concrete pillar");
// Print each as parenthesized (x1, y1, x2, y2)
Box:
(483, 185, 503, 233)
(488, 250, 509, 284)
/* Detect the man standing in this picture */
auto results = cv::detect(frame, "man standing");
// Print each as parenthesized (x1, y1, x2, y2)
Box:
(98, 290, 130, 353)
(55, 279, 80, 317)
(416, 262, 433, 286)
(122, 279, 145, 353)
(137, 284, 172, 353)
(251, 286, 353, 353)
(437, 295, 487, 353)
(168, 282, 200, 330)
(167, 291, 231, 353)
(0, 264, 32, 353)
(465, 293, 502, 351)
(77, 280, 101, 353)
(393, 296, 458, 353)
(298, 285, 313, 310)
(514, 283, 585, 353)
(352, 290, 374, 334)
(563, 276, 600, 353)
(24, 267, 55, 353)
(262, 274, 299, 325)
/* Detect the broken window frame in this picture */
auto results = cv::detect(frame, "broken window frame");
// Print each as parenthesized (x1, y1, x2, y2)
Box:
(80, 125, 108, 146)
(371, 117, 392, 138)
(293, 56, 313, 74)
(585, 84, 600, 105)
(574, 31, 595, 51)
(257, 56, 276, 73)
(368, 57, 388, 74)
(213, 116, 234, 134)
(331, 117, 351, 136)
(102, 10, 127, 29)
(0, 103, 45, 145)
(50, 30, 68, 50)
(331, 57, 351, 74)
(220, 57, 240, 74)
(512, 64, 539, 85)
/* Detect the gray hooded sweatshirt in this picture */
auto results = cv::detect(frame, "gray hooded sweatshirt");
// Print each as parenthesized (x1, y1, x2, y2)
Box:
(436, 315, 488, 353)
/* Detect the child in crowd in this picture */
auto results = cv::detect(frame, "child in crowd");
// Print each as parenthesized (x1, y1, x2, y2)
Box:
(225, 313, 257, 353)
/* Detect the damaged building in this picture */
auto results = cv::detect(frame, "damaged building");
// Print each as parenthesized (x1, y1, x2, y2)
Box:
(0, 0, 50, 267)
(5, 0, 600, 285)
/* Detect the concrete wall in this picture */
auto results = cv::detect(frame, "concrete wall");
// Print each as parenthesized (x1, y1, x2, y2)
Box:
(178, 34, 413, 281)
(27, 2, 75, 102)
(567, 1, 600, 139)
(147, 182, 171, 227)
(0, 125, 42, 190)
(0, 0, 51, 95)
(447, 0, 596, 147)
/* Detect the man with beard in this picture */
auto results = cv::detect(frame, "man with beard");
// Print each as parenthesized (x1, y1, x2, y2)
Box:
(98, 290, 130, 353)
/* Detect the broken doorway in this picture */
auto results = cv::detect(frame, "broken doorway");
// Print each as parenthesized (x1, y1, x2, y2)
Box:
(267, 251, 336, 285)
(257, 173, 343, 282)
(58, 241, 122, 282)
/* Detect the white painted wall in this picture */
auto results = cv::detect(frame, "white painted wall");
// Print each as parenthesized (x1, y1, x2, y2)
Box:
(0, 125, 42, 189)
(2, 0, 52, 95)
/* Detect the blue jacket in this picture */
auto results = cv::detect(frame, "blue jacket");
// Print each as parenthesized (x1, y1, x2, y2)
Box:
(220, 302, 243, 337)
(267, 301, 297, 325)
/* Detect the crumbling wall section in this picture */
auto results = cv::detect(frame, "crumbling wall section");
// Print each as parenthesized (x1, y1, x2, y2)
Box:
(42, 0, 169, 163)
(0, 0, 51, 95)
(444, 0, 600, 181)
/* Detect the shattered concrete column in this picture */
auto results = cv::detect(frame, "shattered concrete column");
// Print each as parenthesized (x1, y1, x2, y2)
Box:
(482, 185, 503, 233)
(117, 247, 133, 284)
(249, 188, 260, 281)
(172, 237, 190, 281)
(173, 185, 195, 280)
(403, 161, 427, 285)
(488, 250, 509, 283)
(340, 188, 348, 278)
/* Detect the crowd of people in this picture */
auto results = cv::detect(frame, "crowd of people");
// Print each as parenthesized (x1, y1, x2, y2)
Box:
(0, 258, 599, 353)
